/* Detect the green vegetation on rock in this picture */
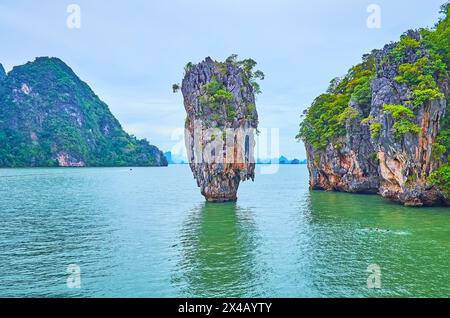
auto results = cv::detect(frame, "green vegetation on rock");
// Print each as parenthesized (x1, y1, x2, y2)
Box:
(370, 122, 382, 139)
(383, 104, 421, 139)
(429, 164, 450, 198)
(424, 3, 450, 191)
(182, 55, 264, 125)
(394, 55, 445, 110)
(297, 54, 375, 149)
(390, 36, 420, 62)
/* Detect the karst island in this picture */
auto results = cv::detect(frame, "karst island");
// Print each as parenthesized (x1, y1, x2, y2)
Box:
(173, 55, 264, 202)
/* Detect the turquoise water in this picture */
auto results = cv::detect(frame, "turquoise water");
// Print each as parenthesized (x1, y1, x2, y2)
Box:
(0, 165, 449, 297)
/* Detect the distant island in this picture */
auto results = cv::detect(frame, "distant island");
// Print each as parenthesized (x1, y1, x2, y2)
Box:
(164, 151, 187, 164)
(164, 151, 306, 165)
(0, 57, 167, 167)
(256, 156, 307, 165)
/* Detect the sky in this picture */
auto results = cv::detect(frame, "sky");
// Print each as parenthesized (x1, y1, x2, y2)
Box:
(0, 0, 446, 159)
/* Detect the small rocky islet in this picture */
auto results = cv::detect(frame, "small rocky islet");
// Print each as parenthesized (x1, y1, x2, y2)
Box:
(176, 55, 263, 202)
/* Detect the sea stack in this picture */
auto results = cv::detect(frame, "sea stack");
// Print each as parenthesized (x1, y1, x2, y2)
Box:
(179, 55, 263, 202)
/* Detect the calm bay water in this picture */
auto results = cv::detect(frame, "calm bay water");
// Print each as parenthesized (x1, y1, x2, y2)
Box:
(0, 165, 449, 297)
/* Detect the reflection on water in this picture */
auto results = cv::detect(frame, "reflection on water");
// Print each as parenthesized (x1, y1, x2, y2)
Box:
(306, 190, 450, 297)
(1, 166, 450, 297)
(174, 202, 263, 297)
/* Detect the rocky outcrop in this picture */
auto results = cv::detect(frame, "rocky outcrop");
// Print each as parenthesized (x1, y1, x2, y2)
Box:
(369, 33, 449, 206)
(300, 23, 449, 206)
(180, 57, 260, 202)
(0, 63, 6, 81)
(305, 117, 380, 194)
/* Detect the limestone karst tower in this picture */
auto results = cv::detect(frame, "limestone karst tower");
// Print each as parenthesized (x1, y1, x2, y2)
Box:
(179, 56, 263, 202)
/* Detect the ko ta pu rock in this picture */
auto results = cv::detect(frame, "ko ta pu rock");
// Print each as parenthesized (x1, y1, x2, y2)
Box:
(179, 56, 263, 202)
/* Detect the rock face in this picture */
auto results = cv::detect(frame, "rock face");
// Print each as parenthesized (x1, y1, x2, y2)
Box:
(370, 35, 449, 206)
(181, 57, 260, 202)
(0, 63, 6, 81)
(299, 12, 450, 207)
(0, 57, 168, 167)
(305, 120, 381, 195)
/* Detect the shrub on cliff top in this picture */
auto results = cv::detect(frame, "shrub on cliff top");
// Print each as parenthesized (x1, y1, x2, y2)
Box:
(186, 55, 264, 124)
(225, 54, 265, 95)
(390, 35, 420, 62)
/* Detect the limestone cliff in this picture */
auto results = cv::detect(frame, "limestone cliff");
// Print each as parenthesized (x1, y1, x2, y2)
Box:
(179, 56, 263, 202)
(0, 63, 6, 81)
(298, 5, 450, 206)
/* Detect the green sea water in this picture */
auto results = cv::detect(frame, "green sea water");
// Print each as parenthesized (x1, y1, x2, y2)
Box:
(0, 165, 449, 297)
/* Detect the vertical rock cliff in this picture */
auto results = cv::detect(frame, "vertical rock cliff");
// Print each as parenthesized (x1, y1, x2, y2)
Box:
(0, 63, 6, 81)
(298, 5, 450, 206)
(180, 56, 263, 202)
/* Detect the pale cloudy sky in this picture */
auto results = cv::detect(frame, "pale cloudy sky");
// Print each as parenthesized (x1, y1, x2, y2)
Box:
(0, 0, 445, 159)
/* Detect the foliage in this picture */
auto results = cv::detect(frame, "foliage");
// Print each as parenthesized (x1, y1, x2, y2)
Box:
(297, 55, 375, 148)
(412, 88, 444, 108)
(390, 35, 420, 62)
(432, 143, 447, 160)
(421, 2, 450, 68)
(200, 77, 235, 117)
(226, 54, 265, 95)
(383, 104, 421, 139)
(392, 5, 448, 111)
(297, 93, 350, 149)
(205, 77, 223, 96)
(172, 83, 180, 93)
(428, 164, 450, 198)
(194, 55, 263, 124)
(383, 104, 415, 119)
(421, 3, 450, 163)
(337, 106, 359, 124)
(370, 122, 382, 139)
(394, 56, 445, 109)
(184, 62, 193, 74)
(226, 105, 236, 122)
